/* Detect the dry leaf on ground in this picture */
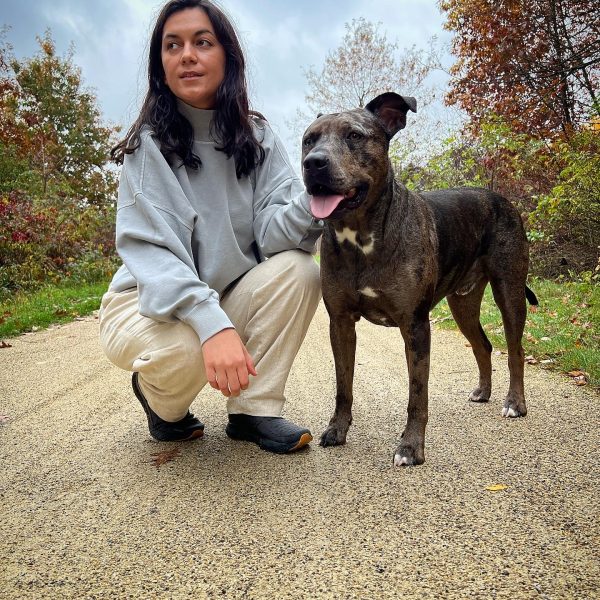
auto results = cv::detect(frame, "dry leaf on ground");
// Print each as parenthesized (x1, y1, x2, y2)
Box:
(485, 484, 508, 492)
(150, 447, 181, 468)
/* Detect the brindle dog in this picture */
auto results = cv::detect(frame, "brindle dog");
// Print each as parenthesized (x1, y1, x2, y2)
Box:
(302, 92, 538, 466)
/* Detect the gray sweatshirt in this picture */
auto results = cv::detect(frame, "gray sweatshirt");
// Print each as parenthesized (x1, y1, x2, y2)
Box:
(109, 100, 322, 344)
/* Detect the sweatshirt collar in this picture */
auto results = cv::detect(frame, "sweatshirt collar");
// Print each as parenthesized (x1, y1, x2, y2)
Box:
(177, 99, 217, 142)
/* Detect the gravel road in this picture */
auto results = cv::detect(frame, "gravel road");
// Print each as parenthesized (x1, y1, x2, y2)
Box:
(1, 302, 598, 599)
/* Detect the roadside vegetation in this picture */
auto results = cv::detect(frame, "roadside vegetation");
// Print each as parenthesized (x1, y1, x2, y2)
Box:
(0, 280, 108, 339)
(430, 278, 599, 389)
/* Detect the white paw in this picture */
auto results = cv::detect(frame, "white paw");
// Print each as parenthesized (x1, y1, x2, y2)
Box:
(393, 454, 410, 467)
(502, 406, 520, 418)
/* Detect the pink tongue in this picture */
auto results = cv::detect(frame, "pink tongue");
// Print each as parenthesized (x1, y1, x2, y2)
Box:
(309, 194, 345, 219)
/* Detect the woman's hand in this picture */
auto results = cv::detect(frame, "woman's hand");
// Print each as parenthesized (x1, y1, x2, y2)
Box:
(201, 328, 257, 397)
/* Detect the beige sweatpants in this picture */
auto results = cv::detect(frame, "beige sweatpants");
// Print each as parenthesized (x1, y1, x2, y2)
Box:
(99, 250, 321, 421)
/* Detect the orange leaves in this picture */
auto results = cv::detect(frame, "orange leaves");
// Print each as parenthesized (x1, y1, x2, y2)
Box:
(150, 447, 181, 468)
(567, 371, 588, 386)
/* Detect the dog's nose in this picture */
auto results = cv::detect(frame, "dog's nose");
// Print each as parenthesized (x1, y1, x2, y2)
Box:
(303, 151, 329, 173)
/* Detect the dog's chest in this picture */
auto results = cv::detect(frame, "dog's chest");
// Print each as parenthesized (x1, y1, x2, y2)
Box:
(324, 233, 408, 327)
(357, 290, 397, 327)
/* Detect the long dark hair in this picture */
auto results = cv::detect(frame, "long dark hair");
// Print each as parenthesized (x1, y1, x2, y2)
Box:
(111, 0, 264, 178)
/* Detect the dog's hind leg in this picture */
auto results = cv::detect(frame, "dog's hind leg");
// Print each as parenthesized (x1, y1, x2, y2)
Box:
(446, 279, 492, 403)
(489, 276, 528, 417)
(320, 312, 357, 447)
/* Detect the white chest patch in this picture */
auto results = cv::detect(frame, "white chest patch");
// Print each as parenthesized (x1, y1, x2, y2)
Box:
(359, 287, 379, 298)
(335, 228, 375, 255)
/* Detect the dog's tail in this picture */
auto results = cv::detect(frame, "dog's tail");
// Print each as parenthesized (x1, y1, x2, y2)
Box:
(525, 285, 539, 306)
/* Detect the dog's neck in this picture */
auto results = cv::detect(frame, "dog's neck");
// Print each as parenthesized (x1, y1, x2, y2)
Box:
(330, 168, 399, 237)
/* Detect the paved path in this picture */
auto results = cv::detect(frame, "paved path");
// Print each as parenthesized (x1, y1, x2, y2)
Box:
(1, 303, 598, 599)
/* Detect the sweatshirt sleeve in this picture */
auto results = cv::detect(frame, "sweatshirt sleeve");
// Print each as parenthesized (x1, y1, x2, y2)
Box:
(115, 132, 233, 344)
(252, 122, 323, 257)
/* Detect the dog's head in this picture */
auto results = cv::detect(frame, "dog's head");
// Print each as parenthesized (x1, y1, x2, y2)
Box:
(302, 92, 416, 221)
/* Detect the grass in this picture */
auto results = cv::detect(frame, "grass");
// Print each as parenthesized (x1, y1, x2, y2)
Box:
(430, 277, 599, 389)
(0, 280, 110, 339)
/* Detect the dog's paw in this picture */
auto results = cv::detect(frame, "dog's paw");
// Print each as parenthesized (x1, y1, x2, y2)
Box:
(468, 387, 490, 403)
(502, 393, 527, 418)
(392, 444, 425, 467)
(319, 425, 348, 447)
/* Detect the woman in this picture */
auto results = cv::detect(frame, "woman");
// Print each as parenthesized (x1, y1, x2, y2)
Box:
(99, 0, 323, 454)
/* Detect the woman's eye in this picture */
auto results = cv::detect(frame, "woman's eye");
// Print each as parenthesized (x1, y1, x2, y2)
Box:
(197, 39, 212, 47)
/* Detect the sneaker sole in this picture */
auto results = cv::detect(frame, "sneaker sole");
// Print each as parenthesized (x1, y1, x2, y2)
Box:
(288, 432, 313, 452)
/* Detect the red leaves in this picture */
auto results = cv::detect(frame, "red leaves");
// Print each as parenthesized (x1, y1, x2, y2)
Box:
(441, 0, 599, 138)
(0, 341, 12, 348)
(150, 448, 181, 469)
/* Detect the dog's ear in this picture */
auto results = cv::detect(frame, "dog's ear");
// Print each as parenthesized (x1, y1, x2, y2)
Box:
(316, 112, 323, 118)
(365, 93, 417, 138)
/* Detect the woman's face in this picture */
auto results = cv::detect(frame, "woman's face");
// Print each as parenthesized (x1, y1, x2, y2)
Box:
(161, 7, 226, 109)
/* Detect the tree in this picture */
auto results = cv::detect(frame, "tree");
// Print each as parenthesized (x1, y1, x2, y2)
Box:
(303, 18, 438, 114)
(5, 30, 119, 203)
(440, 0, 600, 139)
(0, 29, 120, 297)
(0, 29, 33, 191)
(294, 18, 442, 166)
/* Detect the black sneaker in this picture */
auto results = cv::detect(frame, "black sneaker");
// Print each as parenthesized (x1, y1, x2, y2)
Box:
(226, 414, 312, 454)
(132, 372, 204, 442)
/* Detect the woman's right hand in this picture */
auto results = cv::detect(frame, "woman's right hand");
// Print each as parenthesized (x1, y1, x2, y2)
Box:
(201, 328, 257, 398)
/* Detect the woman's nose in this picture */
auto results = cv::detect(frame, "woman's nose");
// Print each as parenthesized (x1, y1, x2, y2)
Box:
(181, 42, 197, 63)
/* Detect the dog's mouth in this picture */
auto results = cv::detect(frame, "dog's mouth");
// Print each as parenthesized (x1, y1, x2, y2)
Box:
(308, 184, 368, 219)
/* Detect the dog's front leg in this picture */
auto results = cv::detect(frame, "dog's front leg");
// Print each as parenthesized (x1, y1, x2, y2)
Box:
(320, 313, 357, 447)
(394, 316, 430, 466)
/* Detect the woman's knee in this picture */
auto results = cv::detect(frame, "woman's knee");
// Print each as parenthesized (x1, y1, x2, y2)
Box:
(279, 250, 321, 296)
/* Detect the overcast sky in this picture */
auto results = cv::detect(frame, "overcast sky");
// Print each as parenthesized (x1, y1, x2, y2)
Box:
(2, 0, 455, 164)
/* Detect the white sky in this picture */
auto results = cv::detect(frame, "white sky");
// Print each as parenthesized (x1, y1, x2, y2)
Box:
(2, 0, 456, 166)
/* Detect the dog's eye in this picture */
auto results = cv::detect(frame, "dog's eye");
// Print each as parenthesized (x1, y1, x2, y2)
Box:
(347, 131, 363, 141)
(303, 136, 313, 147)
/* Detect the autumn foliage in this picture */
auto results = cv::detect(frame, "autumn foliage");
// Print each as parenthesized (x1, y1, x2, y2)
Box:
(440, 0, 599, 138)
(0, 30, 119, 300)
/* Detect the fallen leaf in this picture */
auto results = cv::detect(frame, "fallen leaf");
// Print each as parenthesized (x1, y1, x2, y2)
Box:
(150, 447, 181, 468)
(525, 356, 538, 364)
(486, 484, 508, 492)
(528, 305, 538, 313)
(0, 415, 10, 424)
(568, 370, 585, 377)
(540, 359, 555, 365)
(0, 341, 12, 349)
(540, 337, 551, 342)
